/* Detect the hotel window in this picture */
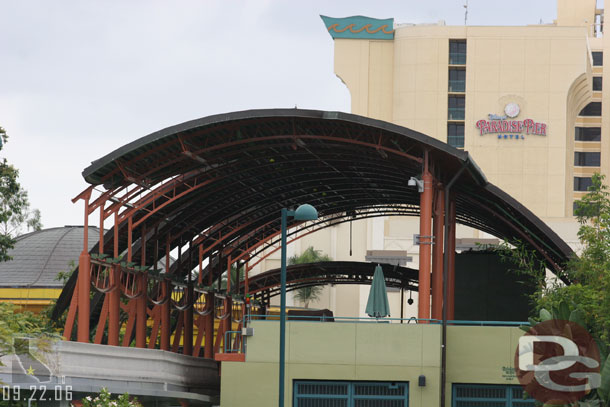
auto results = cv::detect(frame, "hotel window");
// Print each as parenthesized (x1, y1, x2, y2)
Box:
(574, 177, 593, 191)
(448, 68, 466, 92)
(593, 76, 603, 91)
(592, 51, 603, 66)
(579, 102, 602, 116)
(447, 123, 464, 148)
(448, 96, 465, 120)
(449, 40, 467, 65)
(574, 151, 601, 166)
(575, 127, 601, 141)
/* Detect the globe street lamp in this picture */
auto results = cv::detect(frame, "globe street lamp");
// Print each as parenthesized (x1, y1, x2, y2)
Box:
(279, 204, 318, 407)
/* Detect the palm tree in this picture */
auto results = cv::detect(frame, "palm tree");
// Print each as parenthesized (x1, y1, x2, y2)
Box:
(288, 247, 331, 308)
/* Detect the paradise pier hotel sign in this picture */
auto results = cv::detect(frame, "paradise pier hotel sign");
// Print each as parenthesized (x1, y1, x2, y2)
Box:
(476, 103, 548, 140)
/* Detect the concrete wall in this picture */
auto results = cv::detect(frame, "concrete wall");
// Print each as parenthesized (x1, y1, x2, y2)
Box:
(557, 0, 598, 37)
(0, 341, 220, 406)
(220, 321, 524, 406)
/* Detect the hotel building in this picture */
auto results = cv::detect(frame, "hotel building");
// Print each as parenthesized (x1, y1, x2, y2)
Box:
(254, 0, 606, 317)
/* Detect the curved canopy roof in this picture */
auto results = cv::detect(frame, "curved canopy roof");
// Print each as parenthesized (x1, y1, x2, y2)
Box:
(84, 109, 571, 269)
(54, 108, 573, 318)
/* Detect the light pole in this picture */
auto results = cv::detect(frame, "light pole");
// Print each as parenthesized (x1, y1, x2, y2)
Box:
(279, 204, 318, 407)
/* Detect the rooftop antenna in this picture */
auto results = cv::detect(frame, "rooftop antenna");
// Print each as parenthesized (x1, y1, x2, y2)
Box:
(464, 0, 468, 25)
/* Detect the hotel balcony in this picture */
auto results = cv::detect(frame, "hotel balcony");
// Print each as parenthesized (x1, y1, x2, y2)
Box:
(448, 79, 466, 93)
(448, 107, 465, 121)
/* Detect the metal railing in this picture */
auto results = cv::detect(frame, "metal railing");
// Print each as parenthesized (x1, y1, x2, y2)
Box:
(447, 135, 464, 148)
(448, 80, 465, 92)
(448, 107, 465, 120)
(246, 314, 528, 327)
(224, 330, 244, 353)
(449, 52, 467, 65)
(220, 317, 528, 358)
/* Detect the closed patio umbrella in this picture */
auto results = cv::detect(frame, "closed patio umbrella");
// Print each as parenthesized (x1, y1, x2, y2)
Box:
(365, 264, 390, 318)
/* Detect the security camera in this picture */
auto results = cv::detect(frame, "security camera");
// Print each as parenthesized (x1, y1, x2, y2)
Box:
(408, 177, 424, 193)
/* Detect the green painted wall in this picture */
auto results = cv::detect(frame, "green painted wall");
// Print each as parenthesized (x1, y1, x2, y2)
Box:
(220, 321, 524, 406)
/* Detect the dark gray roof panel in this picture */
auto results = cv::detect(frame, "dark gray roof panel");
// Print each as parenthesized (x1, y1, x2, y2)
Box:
(0, 227, 100, 288)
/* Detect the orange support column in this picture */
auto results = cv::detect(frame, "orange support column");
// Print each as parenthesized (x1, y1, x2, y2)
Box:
(418, 153, 434, 321)
(183, 289, 193, 355)
(447, 197, 457, 321)
(160, 237, 171, 351)
(183, 249, 194, 355)
(204, 256, 215, 359)
(77, 196, 91, 343)
(136, 224, 147, 348)
(431, 186, 444, 320)
(108, 212, 120, 346)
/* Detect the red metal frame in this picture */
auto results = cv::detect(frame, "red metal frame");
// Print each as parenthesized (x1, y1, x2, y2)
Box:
(431, 185, 444, 320)
(418, 151, 433, 321)
(60, 111, 571, 364)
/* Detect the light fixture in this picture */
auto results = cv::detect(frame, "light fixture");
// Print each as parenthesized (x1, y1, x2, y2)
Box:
(293, 203, 318, 221)
(278, 204, 318, 407)
(418, 375, 426, 387)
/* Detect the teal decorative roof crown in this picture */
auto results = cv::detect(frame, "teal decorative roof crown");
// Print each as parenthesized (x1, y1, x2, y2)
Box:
(321, 15, 394, 40)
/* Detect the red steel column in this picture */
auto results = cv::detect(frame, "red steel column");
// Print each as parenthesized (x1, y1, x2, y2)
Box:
(77, 197, 91, 343)
(418, 151, 433, 321)
(226, 255, 232, 292)
(204, 256, 215, 359)
(198, 245, 203, 285)
(245, 262, 250, 294)
(108, 212, 120, 346)
(160, 237, 171, 351)
(136, 224, 147, 348)
(183, 286, 194, 355)
(447, 197, 457, 321)
(183, 242, 194, 355)
(431, 186, 444, 320)
(224, 256, 233, 352)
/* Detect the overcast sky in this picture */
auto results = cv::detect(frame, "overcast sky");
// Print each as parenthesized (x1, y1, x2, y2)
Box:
(0, 0, 564, 231)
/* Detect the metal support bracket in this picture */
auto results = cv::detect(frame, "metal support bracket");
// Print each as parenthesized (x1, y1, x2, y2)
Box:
(414, 234, 435, 245)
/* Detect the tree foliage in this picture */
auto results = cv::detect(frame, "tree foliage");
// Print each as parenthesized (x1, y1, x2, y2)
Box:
(499, 173, 610, 344)
(554, 173, 610, 343)
(0, 303, 56, 361)
(497, 173, 610, 406)
(0, 126, 42, 262)
(288, 246, 331, 308)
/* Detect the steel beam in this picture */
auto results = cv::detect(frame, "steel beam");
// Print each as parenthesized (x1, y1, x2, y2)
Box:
(431, 186, 444, 320)
(417, 152, 433, 321)
(77, 195, 91, 343)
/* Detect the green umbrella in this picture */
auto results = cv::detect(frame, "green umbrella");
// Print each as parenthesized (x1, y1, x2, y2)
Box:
(365, 264, 391, 318)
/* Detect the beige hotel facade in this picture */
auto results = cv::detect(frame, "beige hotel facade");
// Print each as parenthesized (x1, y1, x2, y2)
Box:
(256, 0, 606, 318)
